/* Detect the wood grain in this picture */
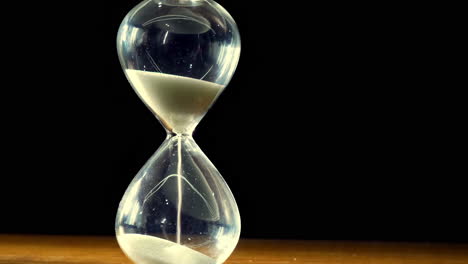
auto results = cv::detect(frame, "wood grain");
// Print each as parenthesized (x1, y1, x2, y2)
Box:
(0, 235, 467, 264)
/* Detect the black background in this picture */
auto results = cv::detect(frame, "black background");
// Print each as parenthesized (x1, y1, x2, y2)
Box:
(0, 1, 466, 242)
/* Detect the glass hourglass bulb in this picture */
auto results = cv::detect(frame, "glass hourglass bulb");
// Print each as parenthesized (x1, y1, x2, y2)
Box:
(115, 0, 240, 264)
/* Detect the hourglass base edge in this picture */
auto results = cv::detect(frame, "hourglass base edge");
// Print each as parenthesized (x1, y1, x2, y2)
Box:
(115, 134, 241, 264)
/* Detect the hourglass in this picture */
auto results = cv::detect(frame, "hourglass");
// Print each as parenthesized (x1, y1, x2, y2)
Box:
(115, 0, 240, 264)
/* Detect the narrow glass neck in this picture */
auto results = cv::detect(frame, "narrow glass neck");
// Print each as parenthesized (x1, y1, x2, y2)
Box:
(159, 116, 198, 137)
(166, 131, 193, 138)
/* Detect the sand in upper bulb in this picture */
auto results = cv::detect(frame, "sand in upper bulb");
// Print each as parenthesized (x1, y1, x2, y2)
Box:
(126, 70, 224, 134)
(117, 234, 216, 264)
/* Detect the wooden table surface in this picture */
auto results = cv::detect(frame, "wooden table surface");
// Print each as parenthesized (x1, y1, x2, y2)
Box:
(0, 235, 467, 264)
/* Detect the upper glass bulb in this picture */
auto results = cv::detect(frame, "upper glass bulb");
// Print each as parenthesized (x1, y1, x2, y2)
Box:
(117, 0, 240, 135)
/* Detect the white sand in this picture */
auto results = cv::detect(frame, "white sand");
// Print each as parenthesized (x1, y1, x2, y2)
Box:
(117, 234, 216, 264)
(126, 70, 223, 134)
